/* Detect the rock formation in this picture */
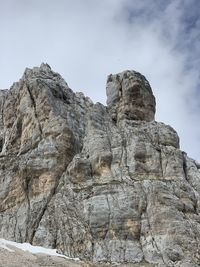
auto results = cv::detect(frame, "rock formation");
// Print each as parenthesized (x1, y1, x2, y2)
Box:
(0, 64, 199, 267)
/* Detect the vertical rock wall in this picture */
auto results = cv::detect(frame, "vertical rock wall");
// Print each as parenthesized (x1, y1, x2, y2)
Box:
(0, 65, 199, 267)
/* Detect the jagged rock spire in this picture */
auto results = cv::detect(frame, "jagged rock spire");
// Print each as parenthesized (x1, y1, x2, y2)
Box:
(106, 70, 156, 122)
(0, 64, 199, 267)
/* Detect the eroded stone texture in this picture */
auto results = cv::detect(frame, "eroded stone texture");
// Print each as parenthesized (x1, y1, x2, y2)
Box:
(0, 65, 200, 267)
(106, 70, 156, 122)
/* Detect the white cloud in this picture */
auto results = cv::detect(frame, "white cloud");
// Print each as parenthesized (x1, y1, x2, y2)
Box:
(0, 0, 199, 161)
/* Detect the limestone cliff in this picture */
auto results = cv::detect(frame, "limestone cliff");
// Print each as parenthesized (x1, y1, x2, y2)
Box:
(0, 64, 200, 267)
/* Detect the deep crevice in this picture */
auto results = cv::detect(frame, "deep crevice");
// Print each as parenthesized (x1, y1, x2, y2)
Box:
(29, 176, 60, 244)
(26, 83, 43, 136)
(182, 152, 188, 180)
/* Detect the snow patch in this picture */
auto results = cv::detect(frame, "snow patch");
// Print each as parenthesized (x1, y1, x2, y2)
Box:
(0, 239, 79, 261)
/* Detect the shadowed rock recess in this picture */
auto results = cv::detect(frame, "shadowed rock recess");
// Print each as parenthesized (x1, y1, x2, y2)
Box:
(0, 64, 200, 267)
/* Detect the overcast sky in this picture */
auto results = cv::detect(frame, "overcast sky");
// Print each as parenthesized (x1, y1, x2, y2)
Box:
(0, 0, 200, 161)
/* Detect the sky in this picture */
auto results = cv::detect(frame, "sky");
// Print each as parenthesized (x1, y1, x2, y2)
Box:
(0, 0, 200, 161)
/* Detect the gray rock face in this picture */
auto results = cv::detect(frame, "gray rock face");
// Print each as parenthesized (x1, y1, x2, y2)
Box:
(0, 64, 200, 267)
(106, 70, 156, 122)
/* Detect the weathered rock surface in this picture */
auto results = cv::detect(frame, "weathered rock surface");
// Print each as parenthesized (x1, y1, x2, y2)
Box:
(0, 64, 200, 267)
(106, 70, 155, 122)
(0, 247, 154, 267)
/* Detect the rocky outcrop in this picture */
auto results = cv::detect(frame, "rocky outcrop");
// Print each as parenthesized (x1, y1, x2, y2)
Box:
(0, 64, 200, 267)
(106, 70, 155, 122)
